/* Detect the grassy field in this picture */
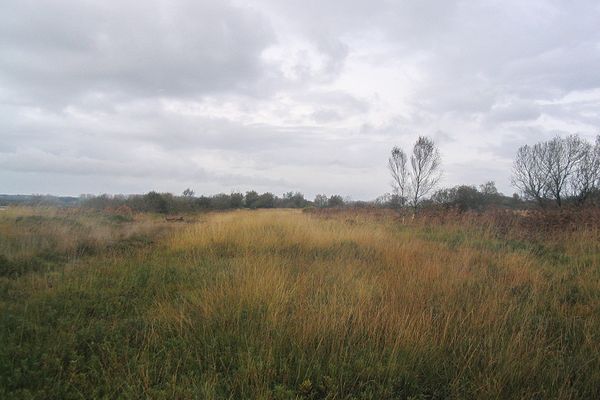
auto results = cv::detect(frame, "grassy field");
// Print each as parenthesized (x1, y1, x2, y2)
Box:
(1, 207, 599, 399)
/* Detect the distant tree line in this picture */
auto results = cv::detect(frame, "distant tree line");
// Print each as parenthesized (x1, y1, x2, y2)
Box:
(0, 194, 79, 207)
(376, 181, 521, 212)
(313, 194, 345, 208)
(79, 190, 352, 214)
(429, 181, 521, 211)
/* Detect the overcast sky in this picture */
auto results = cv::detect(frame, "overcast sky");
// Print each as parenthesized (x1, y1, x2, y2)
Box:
(1, 0, 599, 199)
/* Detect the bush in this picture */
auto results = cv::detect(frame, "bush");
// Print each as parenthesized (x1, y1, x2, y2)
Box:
(327, 195, 344, 208)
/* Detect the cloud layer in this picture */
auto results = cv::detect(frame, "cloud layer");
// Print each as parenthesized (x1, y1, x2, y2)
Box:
(1, 0, 599, 198)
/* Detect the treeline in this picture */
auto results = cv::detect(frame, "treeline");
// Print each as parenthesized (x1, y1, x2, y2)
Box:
(376, 181, 522, 211)
(77, 184, 526, 215)
(0, 194, 79, 207)
(79, 191, 353, 214)
(2, 184, 536, 215)
(430, 182, 524, 210)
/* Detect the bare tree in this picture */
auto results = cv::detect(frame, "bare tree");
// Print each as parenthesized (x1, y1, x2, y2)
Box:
(313, 194, 328, 208)
(512, 134, 600, 207)
(540, 135, 586, 207)
(512, 143, 548, 207)
(388, 146, 408, 207)
(408, 136, 442, 211)
(571, 135, 600, 204)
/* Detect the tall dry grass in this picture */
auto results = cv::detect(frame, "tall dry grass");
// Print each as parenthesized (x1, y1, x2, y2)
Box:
(0, 206, 171, 277)
(1, 208, 599, 399)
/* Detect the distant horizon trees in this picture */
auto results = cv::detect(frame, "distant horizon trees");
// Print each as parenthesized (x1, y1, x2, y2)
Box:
(429, 181, 520, 211)
(327, 195, 345, 208)
(77, 189, 355, 214)
(80, 190, 314, 214)
(312, 194, 346, 208)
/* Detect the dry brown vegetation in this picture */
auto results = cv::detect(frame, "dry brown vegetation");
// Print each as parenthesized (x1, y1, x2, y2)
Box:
(1, 207, 600, 399)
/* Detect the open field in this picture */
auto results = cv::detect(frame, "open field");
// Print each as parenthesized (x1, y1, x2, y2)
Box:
(1, 207, 600, 399)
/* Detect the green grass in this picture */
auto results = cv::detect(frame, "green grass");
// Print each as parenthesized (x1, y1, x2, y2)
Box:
(1, 207, 599, 399)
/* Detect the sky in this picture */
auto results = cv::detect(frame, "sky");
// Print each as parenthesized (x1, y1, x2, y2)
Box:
(1, 0, 599, 200)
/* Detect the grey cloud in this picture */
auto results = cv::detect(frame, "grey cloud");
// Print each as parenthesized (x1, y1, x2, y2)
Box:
(305, 90, 370, 123)
(0, 0, 275, 105)
(311, 109, 343, 123)
(486, 100, 541, 124)
(0, 149, 201, 178)
(541, 101, 600, 127)
(414, 82, 498, 115)
(481, 126, 574, 160)
(0, 148, 288, 188)
(504, 42, 600, 96)
(445, 161, 514, 195)
(1, 0, 600, 198)
(299, 90, 369, 113)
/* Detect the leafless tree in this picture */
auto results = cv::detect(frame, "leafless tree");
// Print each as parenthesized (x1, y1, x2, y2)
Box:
(512, 143, 548, 206)
(388, 146, 408, 206)
(313, 194, 328, 208)
(539, 135, 586, 207)
(512, 134, 600, 207)
(388, 137, 442, 211)
(408, 136, 442, 211)
(571, 135, 600, 203)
